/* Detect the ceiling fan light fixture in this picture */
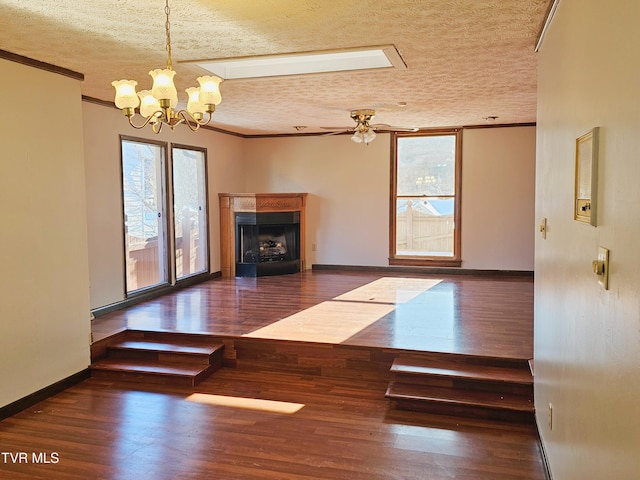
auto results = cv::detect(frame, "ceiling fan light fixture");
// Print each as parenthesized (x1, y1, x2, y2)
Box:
(351, 131, 364, 144)
(363, 129, 377, 144)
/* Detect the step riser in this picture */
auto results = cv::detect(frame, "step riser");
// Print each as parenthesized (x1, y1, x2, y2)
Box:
(391, 398, 535, 424)
(393, 373, 533, 396)
(91, 368, 199, 387)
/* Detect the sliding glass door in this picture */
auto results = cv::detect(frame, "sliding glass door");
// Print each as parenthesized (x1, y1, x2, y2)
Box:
(172, 146, 208, 280)
(121, 138, 168, 293)
(120, 138, 209, 295)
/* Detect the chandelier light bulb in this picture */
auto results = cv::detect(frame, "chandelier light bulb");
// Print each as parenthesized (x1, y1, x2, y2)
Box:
(149, 68, 178, 105)
(138, 90, 161, 120)
(197, 75, 223, 108)
(112, 80, 140, 110)
(186, 87, 206, 118)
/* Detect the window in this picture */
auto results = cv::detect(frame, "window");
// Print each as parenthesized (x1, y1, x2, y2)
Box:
(120, 137, 209, 295)
(390, 129, 462, 266)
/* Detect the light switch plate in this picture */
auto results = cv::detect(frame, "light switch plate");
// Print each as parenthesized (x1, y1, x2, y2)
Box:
(539, 217, 547, 239)
(598, 247, 609, 289)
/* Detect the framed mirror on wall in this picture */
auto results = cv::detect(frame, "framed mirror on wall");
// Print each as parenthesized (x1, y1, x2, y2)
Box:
(574, 127, 599, 226)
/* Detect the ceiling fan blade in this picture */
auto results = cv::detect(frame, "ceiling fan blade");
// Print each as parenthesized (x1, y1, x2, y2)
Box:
(322, 129, 352, 136)
(370, 123, 418, 132)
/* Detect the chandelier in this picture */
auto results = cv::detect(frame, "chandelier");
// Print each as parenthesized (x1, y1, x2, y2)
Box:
(111, 0, 223, 133)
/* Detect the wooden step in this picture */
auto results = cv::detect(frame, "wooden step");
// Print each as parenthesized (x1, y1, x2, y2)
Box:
(90, 333, 224, 386)
(108, 339, 222, 365)
(91, 358, 216, 387)
(386, 356, 534, 423)
(390, 357, 533, 395)
(386, 381, 534, 423)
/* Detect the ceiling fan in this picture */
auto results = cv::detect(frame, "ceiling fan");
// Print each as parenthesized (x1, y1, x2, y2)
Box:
(322, 109, 418, 144)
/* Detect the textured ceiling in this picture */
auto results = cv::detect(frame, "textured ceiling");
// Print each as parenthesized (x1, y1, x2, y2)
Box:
(0, 0, 549, 135)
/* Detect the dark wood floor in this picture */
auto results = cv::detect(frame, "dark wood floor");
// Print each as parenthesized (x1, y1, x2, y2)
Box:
(0, 370, 545, 479)
(0, 271, 543, 479)
(92, 270, 534, 360)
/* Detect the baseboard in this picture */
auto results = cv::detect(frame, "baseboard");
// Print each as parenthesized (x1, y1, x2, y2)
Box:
(312, 264, 534, 277)
(92, 271, 222, 318)
(536, 422, 554, 480)
(0, 369, 91, 421)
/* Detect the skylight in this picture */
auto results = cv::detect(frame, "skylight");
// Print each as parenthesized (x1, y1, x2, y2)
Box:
(184, 45, 406, 80)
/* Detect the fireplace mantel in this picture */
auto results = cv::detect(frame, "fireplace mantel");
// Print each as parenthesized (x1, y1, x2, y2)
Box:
(219, 193, 307, 277)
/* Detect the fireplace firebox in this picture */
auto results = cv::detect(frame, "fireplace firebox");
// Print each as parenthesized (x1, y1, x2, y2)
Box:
(219, 193, 307, 277)
(235, 212, 300, 277)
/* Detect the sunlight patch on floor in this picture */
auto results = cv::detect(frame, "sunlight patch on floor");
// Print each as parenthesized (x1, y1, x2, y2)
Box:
(243, 300, 396, 343)
(334, 277, 442, 304)
(186, 393, 305, 414)
(243, 277, 441, 343)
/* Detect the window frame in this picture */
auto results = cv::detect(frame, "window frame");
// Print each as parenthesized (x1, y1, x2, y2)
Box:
(120, 135, 170, 294)
(170, 143, 211, 282)
(119, 135, 211, 299)
(389, 128, 463, 267)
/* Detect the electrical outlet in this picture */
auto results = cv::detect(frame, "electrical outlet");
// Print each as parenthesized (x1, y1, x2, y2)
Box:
(312, 243, 317, 252)
(548, 403, 553, 430)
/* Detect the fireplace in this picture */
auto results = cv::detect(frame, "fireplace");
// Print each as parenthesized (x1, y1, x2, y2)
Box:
(219, 193, 307, 277)
(235, 212, 300, 277)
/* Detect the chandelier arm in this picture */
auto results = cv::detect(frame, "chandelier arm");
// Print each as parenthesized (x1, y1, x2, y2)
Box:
(127, 113, 161, 130)
(177, 110, 212, 132)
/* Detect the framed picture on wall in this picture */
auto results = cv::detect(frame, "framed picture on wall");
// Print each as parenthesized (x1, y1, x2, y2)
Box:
(574, 127, 599, 226)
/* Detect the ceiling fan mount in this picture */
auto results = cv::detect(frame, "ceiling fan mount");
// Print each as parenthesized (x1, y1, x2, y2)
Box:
(350, 109, 376, 125)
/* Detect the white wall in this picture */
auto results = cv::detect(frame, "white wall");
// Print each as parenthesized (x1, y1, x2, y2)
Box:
(244, 134, 392, 267)
(0, 59, 91, 407)
(83, 102, 245, 309)
(462, 127, 535, 270)
(535, 1, 640, 478)
(243, 127, 536, 270)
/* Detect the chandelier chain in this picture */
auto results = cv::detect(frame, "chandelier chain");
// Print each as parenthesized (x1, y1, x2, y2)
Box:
(165, 0, 172, 69)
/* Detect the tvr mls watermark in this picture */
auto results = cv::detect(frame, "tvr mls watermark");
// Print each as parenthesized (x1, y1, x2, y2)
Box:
(1, 452, 59, 464)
